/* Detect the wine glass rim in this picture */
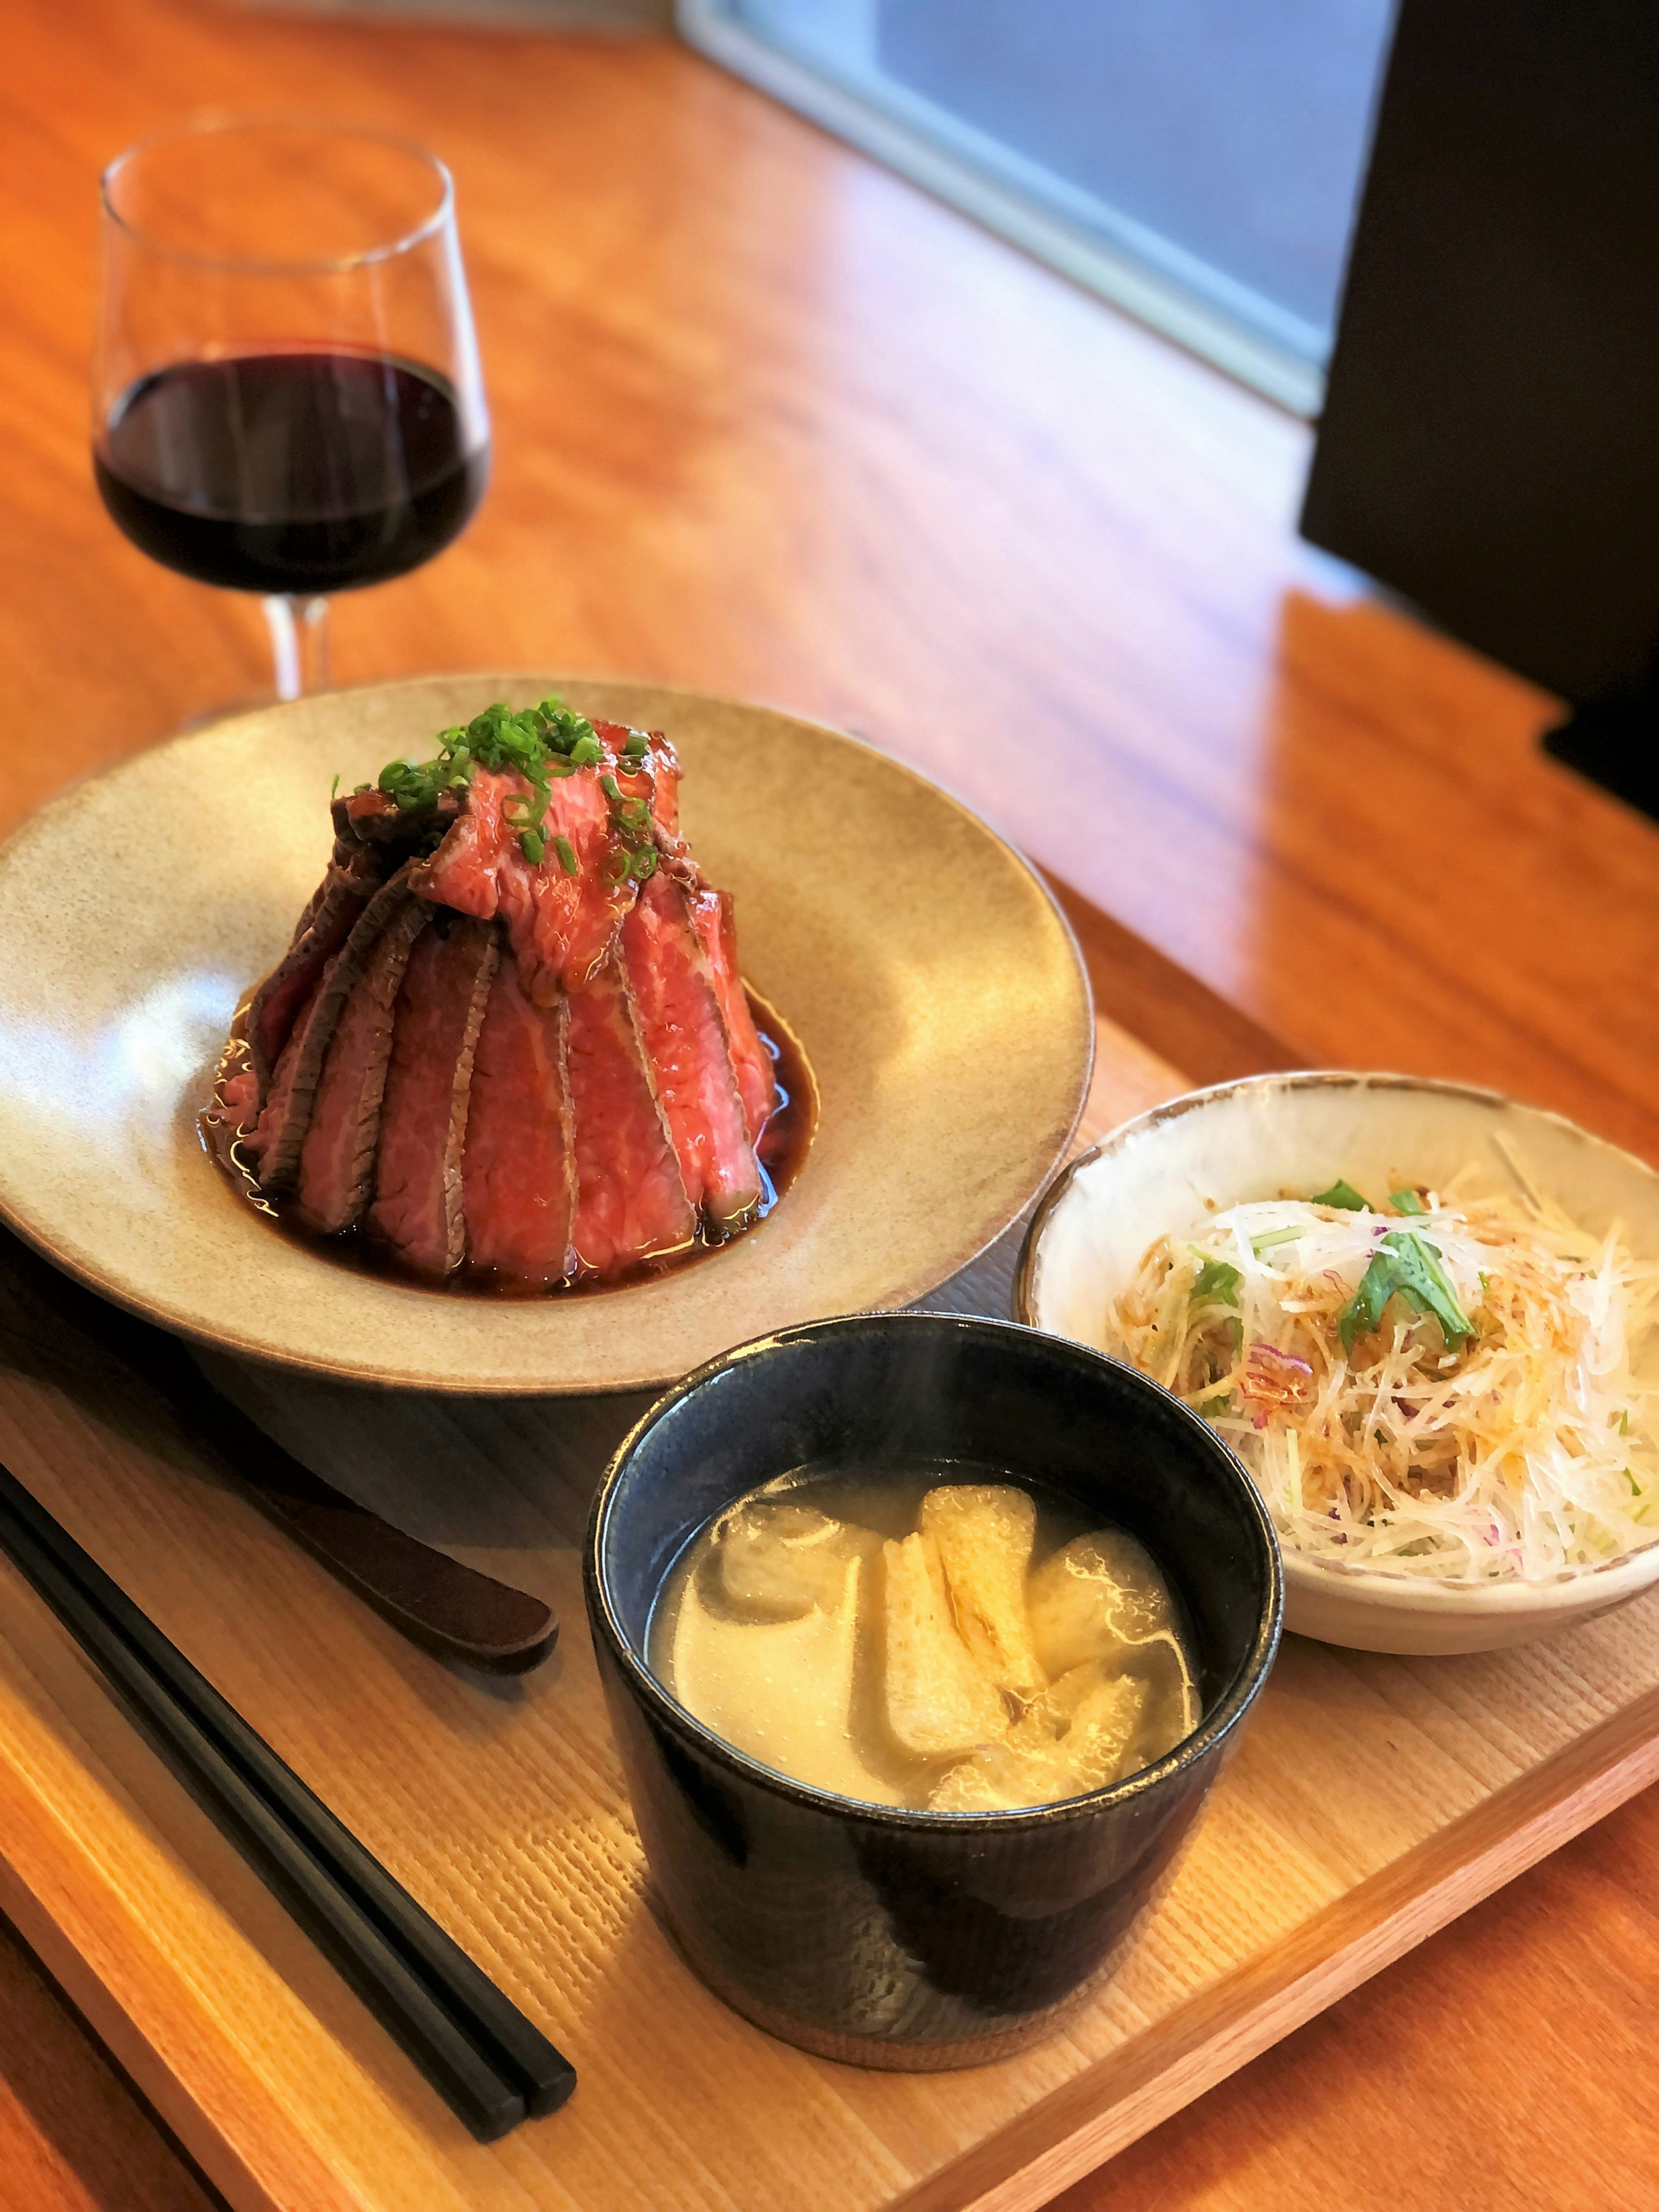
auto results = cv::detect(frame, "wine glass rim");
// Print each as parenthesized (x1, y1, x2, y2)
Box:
(99, 111, 456, 274)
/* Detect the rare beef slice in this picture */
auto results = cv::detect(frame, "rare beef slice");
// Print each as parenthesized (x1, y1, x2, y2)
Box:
(292, 897, 430, 1235)
(461, 956, 577, 1289)
(245, 865, 417, 1195)
(366, 916, 499, 1278)
(687, 885, 777, 1147)
(566, 951, 695, 1277)
(622, 871, 762, 1229)
(247, 837, 387, 1097)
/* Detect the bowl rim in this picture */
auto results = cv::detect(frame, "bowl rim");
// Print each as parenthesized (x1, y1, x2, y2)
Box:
(582, 1309, 1284, 1833)
(1014, 1068, 1659, 1610)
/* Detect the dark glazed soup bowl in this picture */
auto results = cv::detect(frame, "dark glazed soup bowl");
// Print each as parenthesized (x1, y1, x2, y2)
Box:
(583, 1313, 1281, 2069)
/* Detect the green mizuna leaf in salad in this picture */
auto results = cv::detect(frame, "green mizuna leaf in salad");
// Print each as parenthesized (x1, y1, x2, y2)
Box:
(1103, 1155, 1659, 1583)
(1338, 1230, 1476, 1357)
(1310, 1178, 1370, 1212)
(1188, 1251, 1242, 1307)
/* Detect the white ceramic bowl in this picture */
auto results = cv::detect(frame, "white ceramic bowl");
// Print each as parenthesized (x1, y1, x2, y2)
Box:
(1016, 1073, 1659, 1654)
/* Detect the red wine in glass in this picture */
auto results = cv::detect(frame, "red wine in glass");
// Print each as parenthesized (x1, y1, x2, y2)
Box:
(95, 349, 489, 597)
(94, 120, 490, 700)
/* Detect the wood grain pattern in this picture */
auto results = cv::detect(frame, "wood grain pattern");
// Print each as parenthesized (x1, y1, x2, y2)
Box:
(1, 0, 1654, 1169)
(0, 0, 1655, 2203)
(1059, 1782, 1659, 2212)
(0, 1915, 219, 2212)
(0, 1030, 1656, 2212)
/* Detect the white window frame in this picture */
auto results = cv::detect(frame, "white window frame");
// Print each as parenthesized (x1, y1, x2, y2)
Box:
(677, 0, 1326, 416)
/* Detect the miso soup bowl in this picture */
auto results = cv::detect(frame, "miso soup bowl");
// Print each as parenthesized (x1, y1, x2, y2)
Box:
(583, 1312, 1281, 2070)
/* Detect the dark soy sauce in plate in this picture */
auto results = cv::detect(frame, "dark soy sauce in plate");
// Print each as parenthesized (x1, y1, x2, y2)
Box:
(95, 349, 488, 595)
(205, 989, 815, 1299)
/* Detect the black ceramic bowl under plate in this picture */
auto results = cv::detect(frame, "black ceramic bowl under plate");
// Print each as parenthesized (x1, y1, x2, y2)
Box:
(584, 1315, 1282, 2070)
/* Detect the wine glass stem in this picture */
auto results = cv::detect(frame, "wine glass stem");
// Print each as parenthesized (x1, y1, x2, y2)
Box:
(263, 594, 331, 701)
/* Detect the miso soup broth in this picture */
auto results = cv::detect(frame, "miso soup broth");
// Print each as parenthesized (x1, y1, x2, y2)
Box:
(647, 1465, 1201, 1813)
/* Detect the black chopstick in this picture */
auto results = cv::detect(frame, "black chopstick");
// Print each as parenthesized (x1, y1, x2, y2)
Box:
(0, 1461, 576, 2140)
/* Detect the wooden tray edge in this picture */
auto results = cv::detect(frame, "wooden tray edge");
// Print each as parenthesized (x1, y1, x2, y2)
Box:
(7, 1656, 1655, 2212)
(895, 1681, 1659, 2212)
(0, 1617, 408, 2212)
(0, 1796, 303, 2212)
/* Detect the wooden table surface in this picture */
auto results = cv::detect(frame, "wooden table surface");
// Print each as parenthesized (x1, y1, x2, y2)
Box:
(0, 2, 1654, 2206)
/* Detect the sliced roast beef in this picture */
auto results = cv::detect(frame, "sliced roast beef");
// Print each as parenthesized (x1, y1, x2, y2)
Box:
(461, 957, 575, 1288)
(413, 742, 668, 999)
(333, 785, 464, 848)
(245, 865, 418, 1195)
(641, 730, 679, 834)
(592, 722, 680, 839)
(621, 871, 762, 1229)
(242, 985, 318, 1170)
(291, 898, 429, 1235)
(688, 886, 778, 1146)
(417, 760, 629, 995)
(567, 952, 695, 1276)
(217, 703, 801, 1295)
(366, 917, 498, 1278)
(286, 832, 370, 943)
(247, 837, 387, 1095)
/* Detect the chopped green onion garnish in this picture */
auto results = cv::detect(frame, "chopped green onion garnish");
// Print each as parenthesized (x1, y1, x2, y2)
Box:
(352, 699, 637, 878)
(358, 698, 605, 840)
(629, 847, 658, 880)
(1251, 1226, 1303, 1256)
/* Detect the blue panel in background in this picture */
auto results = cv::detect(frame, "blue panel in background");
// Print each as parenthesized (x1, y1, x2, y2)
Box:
(878, 0, 1393, 345)
(723, 0, 1394, 390)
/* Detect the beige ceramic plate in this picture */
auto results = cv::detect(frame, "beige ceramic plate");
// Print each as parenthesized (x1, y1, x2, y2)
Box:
(0, 676, 1091, 1393)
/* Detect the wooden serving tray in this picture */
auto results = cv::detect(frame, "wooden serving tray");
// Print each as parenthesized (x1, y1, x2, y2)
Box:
(1, 1016, 1656, 2212)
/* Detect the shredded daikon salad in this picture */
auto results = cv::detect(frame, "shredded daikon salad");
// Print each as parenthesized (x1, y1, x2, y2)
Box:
(1102, 1147, 1659, 1580)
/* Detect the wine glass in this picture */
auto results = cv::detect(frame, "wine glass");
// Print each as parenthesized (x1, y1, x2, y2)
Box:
(93, 114, 489, 702)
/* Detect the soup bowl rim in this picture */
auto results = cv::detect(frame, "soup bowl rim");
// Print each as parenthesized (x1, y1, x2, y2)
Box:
(582, 1310, 1284, 1834)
